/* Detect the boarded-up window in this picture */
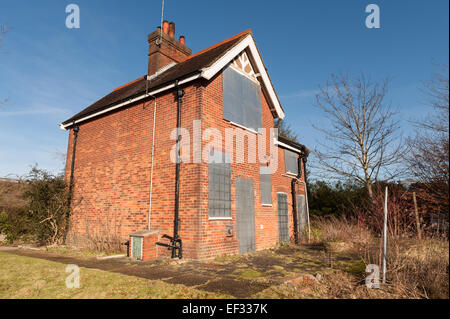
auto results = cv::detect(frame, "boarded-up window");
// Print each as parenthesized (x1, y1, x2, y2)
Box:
(208, 150, 232, 218)
(260, 166, 272, 205)
(277, 193, 289, 243)
(297, 195, 307, 235)
(284, 149, 298, 175)
(223, 65, 262, 131)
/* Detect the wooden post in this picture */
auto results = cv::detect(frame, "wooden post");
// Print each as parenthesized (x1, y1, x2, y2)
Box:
(412, 192, 422, 240)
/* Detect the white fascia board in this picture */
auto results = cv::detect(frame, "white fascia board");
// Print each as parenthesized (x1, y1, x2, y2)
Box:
(274, 138, 302, 154)
(201, 35, 285, 119)
(60, 73, 201, 130)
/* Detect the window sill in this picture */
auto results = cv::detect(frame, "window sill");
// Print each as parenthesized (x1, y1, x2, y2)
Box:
(262, 204, 273, 207)
(284, 172, 298, 177)
(227, 120, 262, 135)
(209, 217, 232, 221)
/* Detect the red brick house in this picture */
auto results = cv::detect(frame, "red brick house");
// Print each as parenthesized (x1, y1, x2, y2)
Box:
(60, 22, 310, 261)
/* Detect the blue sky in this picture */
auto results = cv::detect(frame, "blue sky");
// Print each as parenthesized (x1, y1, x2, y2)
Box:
(0, 0, 448, 177)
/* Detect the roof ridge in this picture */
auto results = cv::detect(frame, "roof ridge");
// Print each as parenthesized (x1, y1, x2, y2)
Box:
(183, 29, 251, 62)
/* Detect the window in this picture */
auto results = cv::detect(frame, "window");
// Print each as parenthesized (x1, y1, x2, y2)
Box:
(284, 149, 299, 175)
(260, 166, 272, 205)
(223, 65, 262, 131)
(208, 150, 232, 218)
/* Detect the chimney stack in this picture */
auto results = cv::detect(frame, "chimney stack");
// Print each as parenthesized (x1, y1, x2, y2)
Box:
(147, 21, 191, 76)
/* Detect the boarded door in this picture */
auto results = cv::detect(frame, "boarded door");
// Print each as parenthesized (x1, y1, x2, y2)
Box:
(235, 178, 255, 254)
(277, 193, 289, 243)
(297, 195, 307, 239)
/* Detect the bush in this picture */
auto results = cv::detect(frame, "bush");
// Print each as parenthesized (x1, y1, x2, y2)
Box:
(24, 167, 69, 245)
(0, 208, 32, 243)
(0, 167, 69, 245)
(308, 181, 369, 218)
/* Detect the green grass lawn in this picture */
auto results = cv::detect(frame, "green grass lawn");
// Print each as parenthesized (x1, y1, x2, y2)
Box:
(0, 252, 232, 299)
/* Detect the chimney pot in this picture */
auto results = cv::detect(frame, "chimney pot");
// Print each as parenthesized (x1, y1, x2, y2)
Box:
(147, 21, 191, 76)
(162, 20, 169, 34)
(168, 22, 175, 38)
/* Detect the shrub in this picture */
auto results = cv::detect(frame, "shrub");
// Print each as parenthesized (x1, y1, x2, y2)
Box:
(24, 167, 69, 245)
(308, 181, 369, 218)
(0, 207, 32, 243)
(0, 167, 69, 245)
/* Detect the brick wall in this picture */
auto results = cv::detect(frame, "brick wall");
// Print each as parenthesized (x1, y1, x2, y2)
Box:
(194, 72, 306, 258)
(65, 66, 306, 259)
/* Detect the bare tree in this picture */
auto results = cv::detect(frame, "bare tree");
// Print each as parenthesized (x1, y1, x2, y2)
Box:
(405, 64, 449, 212)
(312, 73, 404, 199)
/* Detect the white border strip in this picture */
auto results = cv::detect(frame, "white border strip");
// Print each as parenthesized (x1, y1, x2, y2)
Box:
(209, 216, 233, 220)
(60, 74, 201, 130)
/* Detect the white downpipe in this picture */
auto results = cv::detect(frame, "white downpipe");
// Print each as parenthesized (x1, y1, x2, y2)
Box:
(147, 96, 157, 230)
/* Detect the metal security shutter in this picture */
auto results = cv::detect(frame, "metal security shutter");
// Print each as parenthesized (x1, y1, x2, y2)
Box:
(284, 149, 298, 175)
(223, 65, 262, 131)
(208, 150, 231, 218)
(277, 193, 289, 243)
(223, 66, 241, 125)
(297, 195, 307, 237)
(236, 178, 256, 254)
(260, 166, 272, 205)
